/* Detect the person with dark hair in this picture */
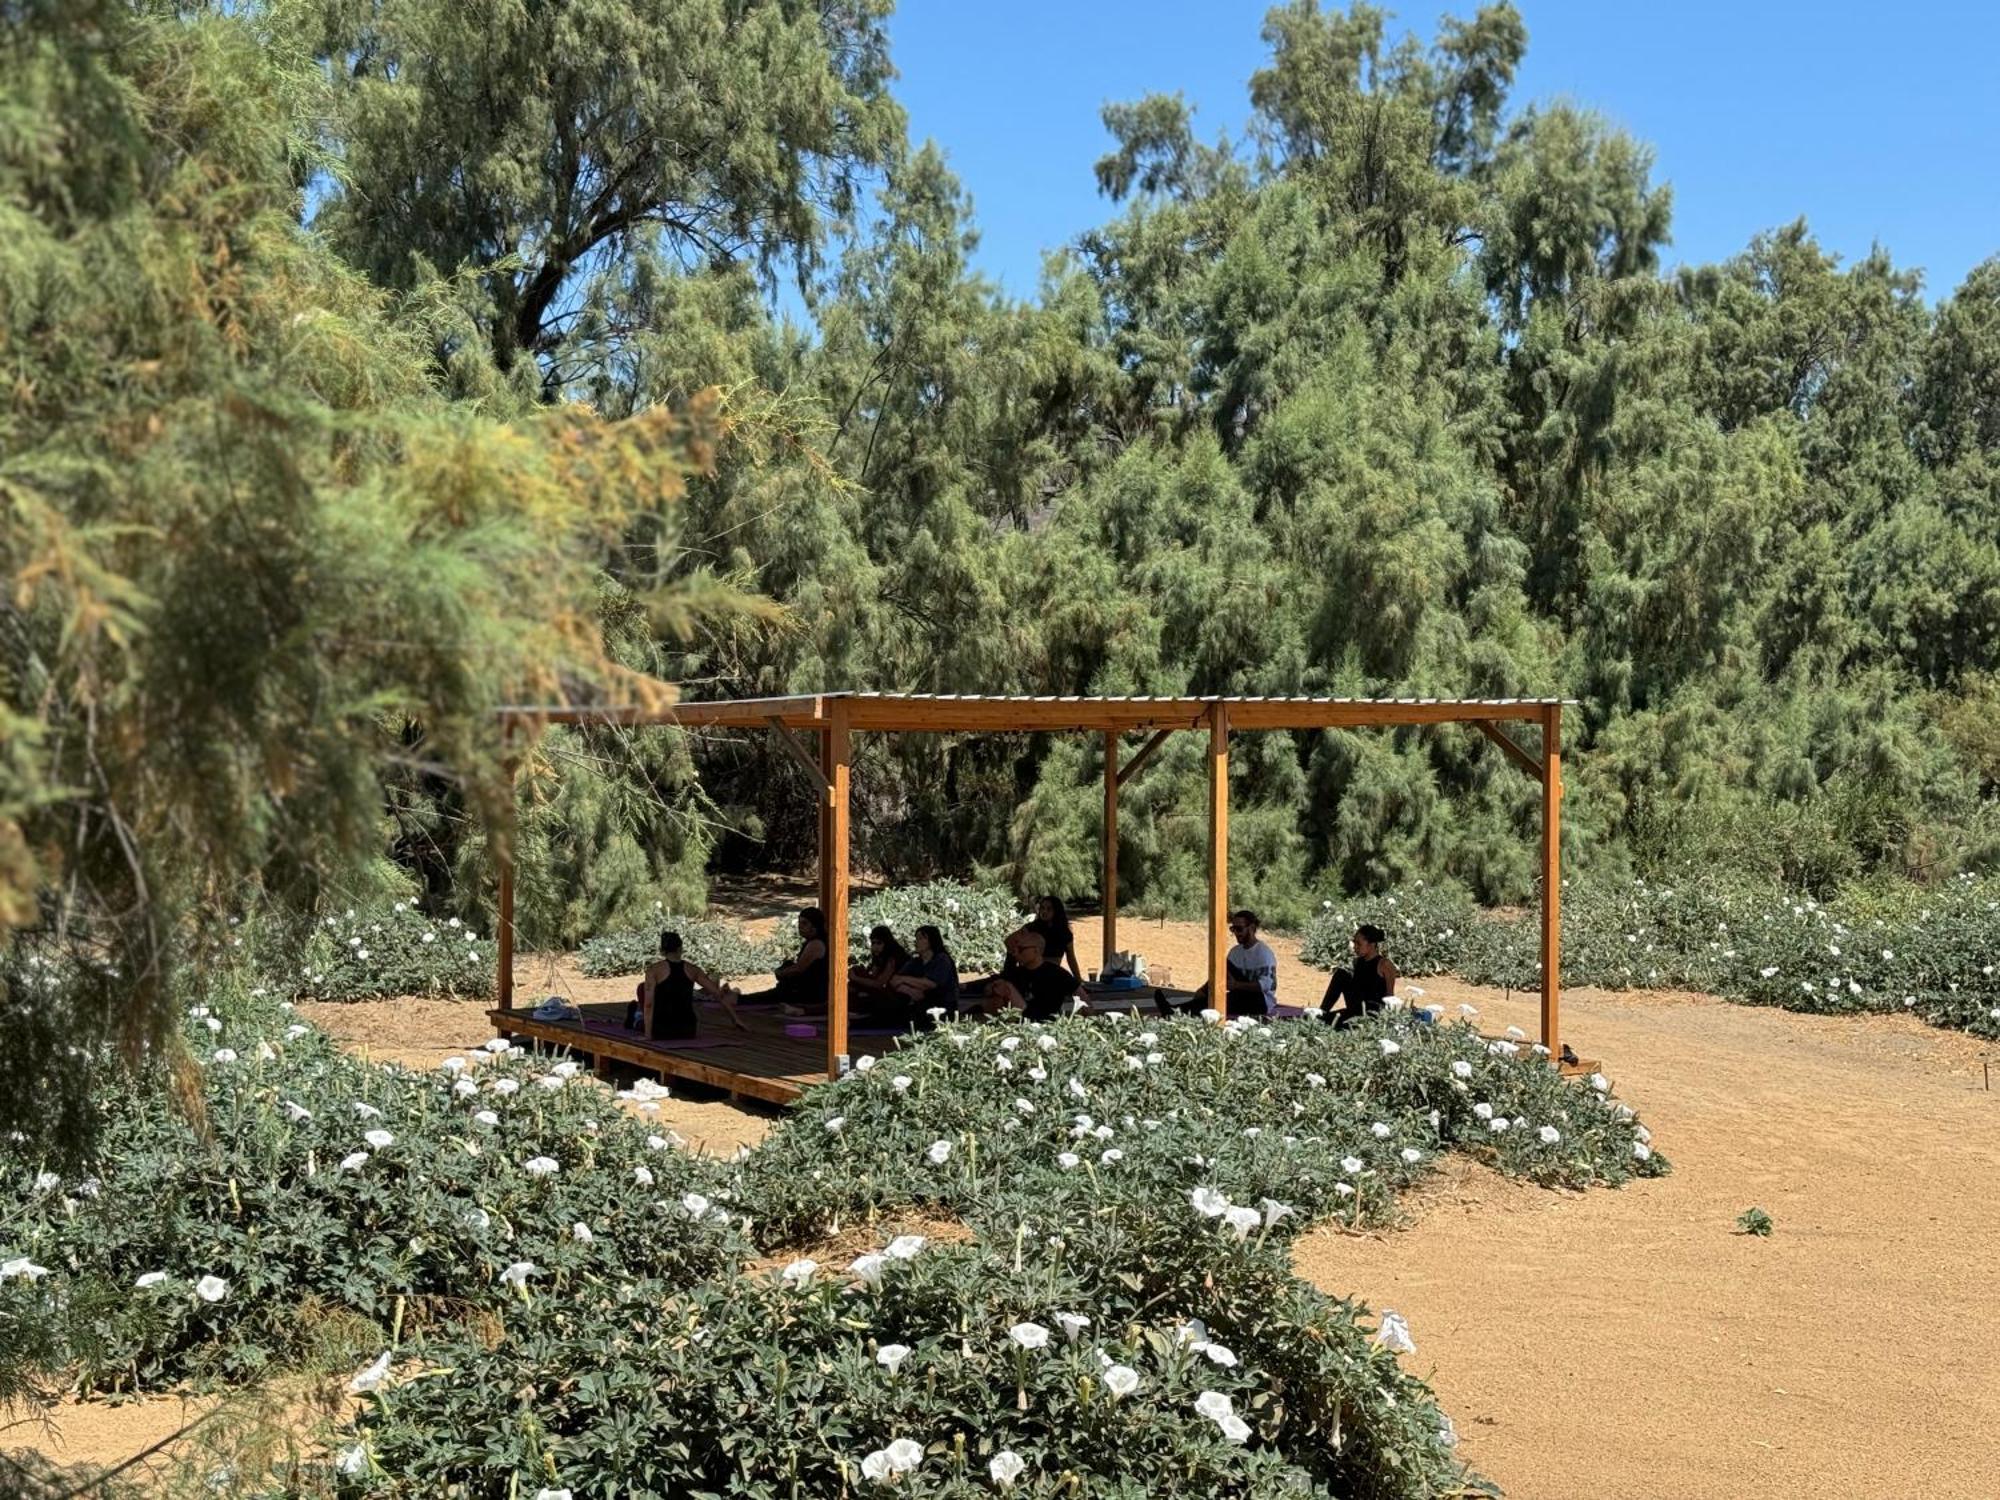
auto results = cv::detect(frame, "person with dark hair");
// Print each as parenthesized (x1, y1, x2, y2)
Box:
(773, 907, 831, 1017)
(1321, 924, 1398, 1026)
(628, 930, 743, 1039)
(850, 924, 911, 1009)
(887, 923, 960, 1027)
(1157, 910, 1277, 1019)
(987, 928, 1079, 1021)
(1030, 895, 1082, 980)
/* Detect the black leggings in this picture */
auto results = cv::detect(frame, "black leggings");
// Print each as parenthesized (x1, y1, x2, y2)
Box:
(1320, 969, 1384, 1027)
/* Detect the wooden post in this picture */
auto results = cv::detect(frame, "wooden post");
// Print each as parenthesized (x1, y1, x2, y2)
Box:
(1102, 730, 1118, 972)
(1540, 703, 1563, 1057)
(825, 702, 852, 1080)
(497, 751, 516, 1012)
(1206, 702, 1229, 1019)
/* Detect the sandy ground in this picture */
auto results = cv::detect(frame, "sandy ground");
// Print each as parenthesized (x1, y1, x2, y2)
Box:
(16, 909, 1999, 1498)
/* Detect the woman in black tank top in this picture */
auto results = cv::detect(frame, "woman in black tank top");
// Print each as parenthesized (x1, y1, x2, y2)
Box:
(1320, 923, 1399, 1026)
(630, 930, 743, 1038)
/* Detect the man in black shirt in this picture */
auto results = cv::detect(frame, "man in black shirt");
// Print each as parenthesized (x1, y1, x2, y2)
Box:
(988, 930, 1080, 1021)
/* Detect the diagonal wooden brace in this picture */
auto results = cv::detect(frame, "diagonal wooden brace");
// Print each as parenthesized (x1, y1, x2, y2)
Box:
(1115, 728, 1176, 788)
(768, 716, 830, 796)
(1476, 720, 1543, 780)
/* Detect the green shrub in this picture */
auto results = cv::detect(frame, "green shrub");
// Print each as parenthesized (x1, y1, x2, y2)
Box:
(1298, 882, 1477, 976)
(0, 986, 739, 1392)
(574, 915, 786, 979)
(275, 903, 495, 1003)
(849, 882, 1027, 971)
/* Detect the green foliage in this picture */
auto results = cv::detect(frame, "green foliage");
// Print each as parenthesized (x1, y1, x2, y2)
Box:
(848, 882, 1027, 970)
(575, 916, 785, 979)
(0, 985, 739, 1393)
(1736, 1206, 1774, 1237)
(1299, 882, 1477, 975)
(284, 903, 496, 1003)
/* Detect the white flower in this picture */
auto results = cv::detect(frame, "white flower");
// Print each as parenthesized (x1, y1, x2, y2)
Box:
(1379, 1039, 1401, 1056)
(363, 1129, 394, 1150)
(926, 1140, 952, 1165)
(1376, 1309, 1416, 1354)
(499, 1261, 537, 1287)
(1027, 1065, 1047, 1081)
(1370, 1122, 1393, 1139)
(453, 1078, 479, 1098)
(1634, 1141, 1653, 1162)
(925, 1006, 946, 1023)
(447, 917, 461, 928)
(348, 1351, 392, 1393)
(1488, 1116, 1510, 1133)
(854, 1055, 877, 1073)
(824, 1116, 846, 1134)
(1219, 1412, 1251, 1443)
(282, 1100, 313, 1122)
(1190, 1186, 1230, 1217)
(1104, 1364, 1140, 1398)
(532, 1490, 572, 1500)
(1760, 965, 1780, 979)
(1, 1258, 50, 1281)
(876, 1342, 911, 1374)
(989, 1449, 1026, 1486)
(339, 1151, 371, 1172)
(1304, 1071, 1326, 1088)
(892, 1075, 912, 1092)
(522, 1156, 560, 1177)
(884, 1438, 923, 1473)
(1472, 1103, 1493, 1121)
(886, 1234, 926, 1260)
(535, 1074, 566, 1092)
(195, 1274, 228, 1303)
(1400, 1147, 1422, 1164)
(1335, 1182, 1355, 1196)
(1340, 1156, 1365, 1175)
(464, 1208, 490, 1231)
(1259, 1198, 1294, 1228)
(1068, 1077, 1087, 1099)
(1100, 1147, 1123, 1164)
(489, 1078, 519, 1096)
(211, 1048, 238, 1064)
(1203, 1341, 1239, 1366)
(571, 1222, 593, 1244)
(1538, 1125, 1562, 1145)
(1194, 1390, 1234, 1423)
(1222, 1205, 1263, 1241)
(473, 1109, 500, 1127)
(850, 1253, 888, 1288)
(780, 1258, 817, 1287)
(858, 1447, 892, 1482)
(1450, 1060, 1473, 1079)
(681, 1192, 711, 1219)
(1056, 1151, 1081, 1170)
(1057, 1312, 1091, 1342)
(1009, 1321, 1051, 1351)
(336, 1444, 368, 1478)
(135, 1270, 168, 1288)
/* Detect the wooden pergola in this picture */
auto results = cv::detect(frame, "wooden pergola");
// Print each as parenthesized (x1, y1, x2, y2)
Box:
(491, 693, 1570, 1098)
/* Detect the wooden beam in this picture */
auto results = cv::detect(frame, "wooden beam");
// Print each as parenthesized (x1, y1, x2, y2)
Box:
(1103, 730, 1119, 970)
(497, 751, 517, 1012)
(485, 1011, 805, 1106)
(1475, 720, 1543, 780)
(1115, 727, 1175, 788)
(767, 716, 830, 796)
(1206, 702, 1229, 1021)
(1540, 703, 1563, 1057)
(825, 700, 852, 1081)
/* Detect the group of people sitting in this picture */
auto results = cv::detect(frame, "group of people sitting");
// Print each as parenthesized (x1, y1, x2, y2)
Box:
(626, 895, 1399, 1040)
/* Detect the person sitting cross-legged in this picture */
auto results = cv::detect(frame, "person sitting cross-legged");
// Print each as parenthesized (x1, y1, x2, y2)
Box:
(1157, 909, 1277, 1020)
(880, 924, 960, 1029)
(985, 929, 1080, 1021)
(1320, 923, 1398, 1026)
(626, 930, 744, 1040)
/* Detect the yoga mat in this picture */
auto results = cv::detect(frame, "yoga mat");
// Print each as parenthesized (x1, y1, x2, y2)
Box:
(578, 1017, 734, 1050)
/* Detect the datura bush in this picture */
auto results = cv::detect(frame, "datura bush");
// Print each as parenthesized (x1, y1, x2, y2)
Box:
(1, 984, 1663, 1496)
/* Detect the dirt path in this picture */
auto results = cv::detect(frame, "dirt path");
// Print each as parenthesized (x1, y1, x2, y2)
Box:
(1292, 975, 2000, 1500)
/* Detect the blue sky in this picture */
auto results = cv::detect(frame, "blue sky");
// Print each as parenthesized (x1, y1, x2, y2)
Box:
(884, 0, 2000, 303)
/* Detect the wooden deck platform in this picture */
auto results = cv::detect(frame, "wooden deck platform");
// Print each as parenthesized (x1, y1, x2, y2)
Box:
(487, 984, 1187, 1104)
